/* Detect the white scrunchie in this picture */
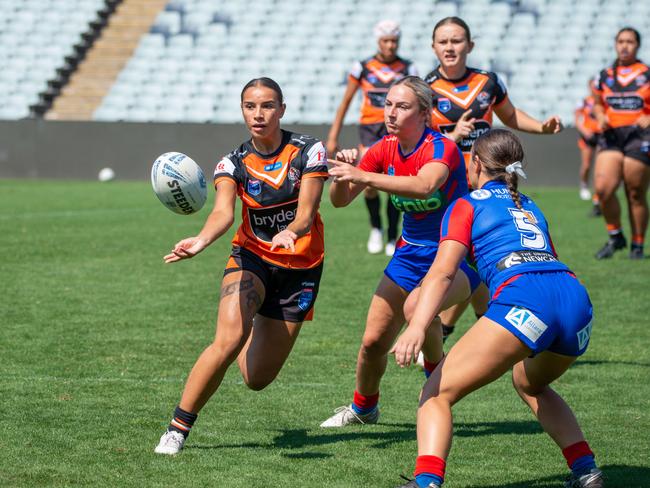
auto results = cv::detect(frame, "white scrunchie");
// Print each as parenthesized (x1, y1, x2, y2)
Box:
(374, 20, 401, 40)
(505, 161, 527, 179)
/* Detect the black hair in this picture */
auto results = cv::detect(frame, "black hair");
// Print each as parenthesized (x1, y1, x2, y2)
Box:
(612, 27, 642, 84)
(240, 77, 284, 104)
(432, 16, 472, 42)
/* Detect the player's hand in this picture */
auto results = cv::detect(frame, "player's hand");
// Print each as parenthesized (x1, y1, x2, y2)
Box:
(450, 109, 476, 141)
(637, 115, 650, 129)
(270, 229, 298, 252)
(390, 326, 426, 368)
(326, 139, 339, 158)
(541, 115, 563, 134)
(333, 148, 359, 165)
(328, 158, 366, 184)
(164, 237, 209, 263)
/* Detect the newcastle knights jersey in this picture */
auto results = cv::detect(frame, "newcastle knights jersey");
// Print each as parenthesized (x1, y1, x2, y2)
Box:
(440, 181, 569, 295)
(359, 127, 467, 247)
(214, 130, 329, 269)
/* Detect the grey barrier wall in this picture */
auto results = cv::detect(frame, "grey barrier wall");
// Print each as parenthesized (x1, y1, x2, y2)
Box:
(0, 120, 583, 186)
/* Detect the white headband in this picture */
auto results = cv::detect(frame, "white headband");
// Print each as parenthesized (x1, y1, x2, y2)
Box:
(505, 161, 527, 179)
(374, 20, 401, 40)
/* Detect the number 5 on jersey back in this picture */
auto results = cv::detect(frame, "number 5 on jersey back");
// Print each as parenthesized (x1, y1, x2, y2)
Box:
(508, 208, 547, 250)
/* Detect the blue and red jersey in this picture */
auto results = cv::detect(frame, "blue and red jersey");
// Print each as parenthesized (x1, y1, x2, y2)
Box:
(359, 128, 467, 246)
(440, 180, 570, 294)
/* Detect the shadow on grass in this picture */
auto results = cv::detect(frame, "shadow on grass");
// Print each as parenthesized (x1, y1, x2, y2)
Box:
(481, 464, 650, 488)
(188, 419, 540, 453)
(573, 359, 650, 368)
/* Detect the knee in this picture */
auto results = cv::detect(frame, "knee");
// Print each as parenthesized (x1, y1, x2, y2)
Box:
(511, 364, 544, 397)
(625, 185, 647, 205)
(360, 333, 391, 359)
(243, 374, 274, 391)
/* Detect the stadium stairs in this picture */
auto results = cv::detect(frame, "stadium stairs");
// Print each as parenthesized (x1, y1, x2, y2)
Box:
(44, 0, 168, 121)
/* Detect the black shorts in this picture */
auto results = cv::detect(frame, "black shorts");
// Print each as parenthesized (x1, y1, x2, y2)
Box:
(578, 133, 599, 149)
(223, 246, 323, 323)
(359, 122, 388, 149)
(598, 126, 650, 165)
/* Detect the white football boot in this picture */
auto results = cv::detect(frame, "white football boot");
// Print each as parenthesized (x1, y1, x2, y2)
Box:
(367, 228, 383, 254)
(320, 405, 379, 427)
(385, 240, 396, 256)
(154, 430, 186, 455)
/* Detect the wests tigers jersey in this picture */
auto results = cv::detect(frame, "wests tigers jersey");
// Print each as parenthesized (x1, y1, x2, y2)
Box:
(593, 61, 650, 128)
(575, 95, 601, 134)
(214, 130, 328, 269)
(350, 55, 418, 125)
(426, 67, 508, 157)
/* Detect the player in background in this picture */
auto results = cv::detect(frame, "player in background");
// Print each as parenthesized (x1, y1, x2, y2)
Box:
(574, 82, 602, 215)
(426, 16, 563, 343)
(392, 129, 602, 488)
(592, 27, 650, 260)
(327, 20, 418, 256)
(154, 78, 329, 455)
(320, 76, 480, 428)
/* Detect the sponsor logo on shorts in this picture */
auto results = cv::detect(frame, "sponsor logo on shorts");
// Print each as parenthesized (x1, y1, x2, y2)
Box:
(505, 306, 548, 343)
(470, 189, 492, 200)
(576, 320, 592, 350)
(247, 179, 262, 196)
(298, 284, 314, 311)
(438, 98, 452, 113)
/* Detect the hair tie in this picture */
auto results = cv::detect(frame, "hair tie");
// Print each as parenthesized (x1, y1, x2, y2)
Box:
(505, 161, 527, 179)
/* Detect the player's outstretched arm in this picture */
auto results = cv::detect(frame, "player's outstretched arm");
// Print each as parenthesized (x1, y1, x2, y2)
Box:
(328, 149, 366, 207)
(390, 240, 467, 367)
(495, 98, 563, 134)
(164, 180, 237, 263)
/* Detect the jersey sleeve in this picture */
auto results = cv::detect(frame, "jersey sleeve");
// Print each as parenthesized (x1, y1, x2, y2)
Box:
(348, 60, 363, 82)
(591, 71, 604, 96)
(429, 137, 462, 172)
(213, 155, 240, 187)
(491, 72, 508, 105)
(358, 140, 384, 173)
(440, 198, 474, 248)
(301, 140, 329, 179)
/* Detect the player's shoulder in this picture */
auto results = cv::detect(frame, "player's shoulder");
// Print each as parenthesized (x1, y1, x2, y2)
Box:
(424, 69, 439, 84)
(223, 141, 250, 165)
(286, 131, 322, 150)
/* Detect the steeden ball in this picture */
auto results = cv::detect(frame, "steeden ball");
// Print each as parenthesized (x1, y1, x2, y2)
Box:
(151, 152, 207, 215)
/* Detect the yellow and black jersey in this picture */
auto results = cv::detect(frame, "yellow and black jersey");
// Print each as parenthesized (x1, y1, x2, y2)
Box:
(350, 55, 418, 125)
(426, 67, 509, 158)
(593, 61, 650, 128)
(214, 130, 329, 269)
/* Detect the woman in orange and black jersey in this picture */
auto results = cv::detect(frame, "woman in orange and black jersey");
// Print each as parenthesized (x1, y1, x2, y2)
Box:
(327, 20, 418, 257)
(592, 27, 650, 260)
(425, 17, 563, 342)
(574, 82, 602, 215)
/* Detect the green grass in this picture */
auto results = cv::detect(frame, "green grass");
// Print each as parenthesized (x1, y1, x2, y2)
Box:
(1, 180, 649, 487)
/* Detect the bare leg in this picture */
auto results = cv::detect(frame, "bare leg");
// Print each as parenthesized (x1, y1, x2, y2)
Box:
(579, 145, 594, 186)
(593, 150, 624, 228)
(178, 271, 265, 413)
(622, 156, 650, 240)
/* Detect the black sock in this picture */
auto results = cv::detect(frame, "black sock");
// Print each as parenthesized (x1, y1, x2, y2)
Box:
(168, 405, 198, 438)
(365, 195, 381, 230)
(386, 198, 400, 241)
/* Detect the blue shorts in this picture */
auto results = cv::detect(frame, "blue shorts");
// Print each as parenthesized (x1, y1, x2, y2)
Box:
(485, 271, 593, 356)
(384, 240, 481, 293)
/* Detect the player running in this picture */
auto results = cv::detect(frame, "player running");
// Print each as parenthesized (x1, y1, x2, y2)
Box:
(154, 78, 329, 455)
(320, 76, 480, 428)
(327, 20, 418, 256)
(592, 27, 650, 260)
(574, 84, 602, 215)
(426, 16, 563, 343)
(392, 129, 603, 488)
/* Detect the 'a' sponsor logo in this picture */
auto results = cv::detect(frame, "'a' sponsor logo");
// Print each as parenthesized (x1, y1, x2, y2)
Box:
(576, 321, 592, 350)
(505, 306, 548, 343)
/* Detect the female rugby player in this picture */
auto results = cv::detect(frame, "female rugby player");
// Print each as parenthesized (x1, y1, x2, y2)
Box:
(320, 76, 480, 428)
(592, 27, 650, 260)
(154, 78, 329, 454)
(392, 129, 602, 488)
(426, 16, 563, 342)
(327, 20, 418, 256)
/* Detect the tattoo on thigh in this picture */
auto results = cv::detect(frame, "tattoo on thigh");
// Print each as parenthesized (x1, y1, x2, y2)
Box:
(246, 290, 262, 310)
(221, 277, 255, 298)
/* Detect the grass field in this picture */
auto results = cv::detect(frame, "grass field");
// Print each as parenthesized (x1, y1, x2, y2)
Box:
(1, 180, 649, 488)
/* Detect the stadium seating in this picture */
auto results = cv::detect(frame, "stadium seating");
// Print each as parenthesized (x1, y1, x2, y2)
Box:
(1, 0, 649, 125)
(0, 0, 107, 119)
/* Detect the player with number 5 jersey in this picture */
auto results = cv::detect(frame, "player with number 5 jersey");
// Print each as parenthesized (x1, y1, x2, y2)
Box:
(392, 129, 602, 488)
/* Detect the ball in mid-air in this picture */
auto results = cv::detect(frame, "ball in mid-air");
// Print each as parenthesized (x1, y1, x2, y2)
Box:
(151, 152, 207, 215)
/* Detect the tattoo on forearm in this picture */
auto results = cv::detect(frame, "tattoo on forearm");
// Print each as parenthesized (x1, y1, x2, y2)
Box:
(221, 277, 255, 298)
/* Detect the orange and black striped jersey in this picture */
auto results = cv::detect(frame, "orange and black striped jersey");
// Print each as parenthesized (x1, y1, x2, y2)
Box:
(350, 55, 418, 125)
(593, 61, 650, 128)
(213, 131, 328, 269)
(426, 67, 508, 158)
(574, 95, 601, 134)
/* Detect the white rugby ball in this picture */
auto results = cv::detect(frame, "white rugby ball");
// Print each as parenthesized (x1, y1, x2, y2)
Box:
(151, 152, 207, 215)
